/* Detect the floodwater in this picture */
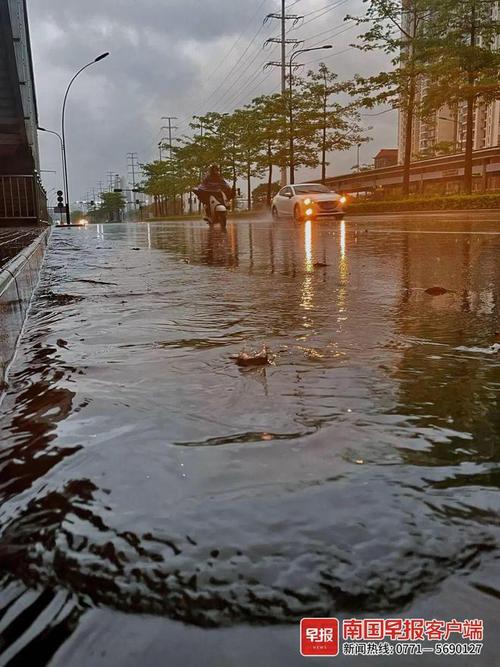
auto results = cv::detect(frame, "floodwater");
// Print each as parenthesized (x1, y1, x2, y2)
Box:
(0, 214, 499, 666)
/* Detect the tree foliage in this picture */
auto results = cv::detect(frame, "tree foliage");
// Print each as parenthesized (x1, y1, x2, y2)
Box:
(348, 0, 436, 195)
(348, 0, 500, 196)
(421, 0, 500, 192)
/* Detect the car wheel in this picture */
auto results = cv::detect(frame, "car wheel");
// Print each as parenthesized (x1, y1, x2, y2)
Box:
(293, 204, 303, 223)
(272, 206, 279, 220)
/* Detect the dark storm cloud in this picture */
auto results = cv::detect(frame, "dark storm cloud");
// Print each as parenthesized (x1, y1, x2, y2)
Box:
(38, 0, 245, 45)
(28, 0, 394, 200)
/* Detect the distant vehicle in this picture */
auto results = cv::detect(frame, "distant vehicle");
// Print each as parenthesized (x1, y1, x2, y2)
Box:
(271, 183, 346, 222)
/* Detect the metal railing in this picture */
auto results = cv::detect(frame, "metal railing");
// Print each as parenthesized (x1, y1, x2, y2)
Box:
(0, 174, 48, 223)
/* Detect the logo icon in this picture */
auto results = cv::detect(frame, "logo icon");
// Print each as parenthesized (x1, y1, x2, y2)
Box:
(300, 618, 340, 657)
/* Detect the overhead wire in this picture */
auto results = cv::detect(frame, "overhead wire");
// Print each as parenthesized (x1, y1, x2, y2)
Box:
(300, 0, 351, 26)
(305, 21, 357, 49)
(209, 17, 299, 113)
(202, 0, 270, 88)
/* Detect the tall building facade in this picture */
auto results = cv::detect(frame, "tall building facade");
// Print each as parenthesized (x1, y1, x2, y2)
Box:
(398, 1, 500, 162)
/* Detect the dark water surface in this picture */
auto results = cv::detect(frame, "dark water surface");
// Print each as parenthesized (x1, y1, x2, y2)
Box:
(0, 215, 499, 666)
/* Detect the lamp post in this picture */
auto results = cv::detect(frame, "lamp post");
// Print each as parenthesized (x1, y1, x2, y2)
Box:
(37, 126, 66, 203)
(61, 52, 109, 225)
(288, 45, 332, 184)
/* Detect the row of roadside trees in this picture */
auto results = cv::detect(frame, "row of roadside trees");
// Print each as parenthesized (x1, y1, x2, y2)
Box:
(140, 0, 500, 211)
(141, 64, 368, 214)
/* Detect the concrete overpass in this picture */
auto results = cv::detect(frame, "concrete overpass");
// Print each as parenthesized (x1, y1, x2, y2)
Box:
(0, 0, 47, 225)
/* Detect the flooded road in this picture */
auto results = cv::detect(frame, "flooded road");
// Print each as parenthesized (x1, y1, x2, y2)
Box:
(0, 214, 499, 666)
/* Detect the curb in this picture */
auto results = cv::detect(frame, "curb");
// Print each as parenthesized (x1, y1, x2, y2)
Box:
(0, 227, 51, 389)
(345, 208, 500, 217)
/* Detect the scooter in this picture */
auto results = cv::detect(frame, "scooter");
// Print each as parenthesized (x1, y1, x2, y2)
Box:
(193, 188, 228, 227)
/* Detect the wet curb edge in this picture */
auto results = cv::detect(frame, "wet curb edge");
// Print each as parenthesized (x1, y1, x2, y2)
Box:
(0, 227, 51, 389)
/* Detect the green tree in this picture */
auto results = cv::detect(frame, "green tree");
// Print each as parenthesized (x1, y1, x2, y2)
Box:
(300, 63, 369, 183)
(141, 160, 173, 217)
(229, 107, 264, 209)
(348, 0, 435, 196)
(99, 192, 126, 222)
(422, 0, 500, 193)
(249, 93, 288, 207)
(285, 72, 322, 183)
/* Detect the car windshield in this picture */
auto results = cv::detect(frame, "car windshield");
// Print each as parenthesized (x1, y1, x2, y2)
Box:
(293, 184, 332, 194)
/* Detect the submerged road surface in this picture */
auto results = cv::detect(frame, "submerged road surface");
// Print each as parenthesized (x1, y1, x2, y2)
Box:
(0, 214, 499, 666)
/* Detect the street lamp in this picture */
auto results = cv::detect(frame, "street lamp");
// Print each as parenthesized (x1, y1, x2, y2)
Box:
(288, 45, 332, 184)
(38, 126, 66, 203)
(61, 52, 110, 225)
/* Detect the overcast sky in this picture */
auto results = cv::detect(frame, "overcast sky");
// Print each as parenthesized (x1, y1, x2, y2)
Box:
(29, 0, 394, 203)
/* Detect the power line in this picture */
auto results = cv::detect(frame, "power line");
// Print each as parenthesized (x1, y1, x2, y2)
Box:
(305, 21, 357, 49)
(201, 21, 273, 109)
(218, 65, 277, 112)
(301, 0, 351, 27)
(209, 24, 294, 113)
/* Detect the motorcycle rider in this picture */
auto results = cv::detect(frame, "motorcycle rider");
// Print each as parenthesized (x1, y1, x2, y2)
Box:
(197, 165, 234, 219)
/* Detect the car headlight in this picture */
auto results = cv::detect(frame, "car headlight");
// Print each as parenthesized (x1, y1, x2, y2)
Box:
(304, 198, 312, 206)
(339, 196, 347, 205)
(305, 208, 314, 217)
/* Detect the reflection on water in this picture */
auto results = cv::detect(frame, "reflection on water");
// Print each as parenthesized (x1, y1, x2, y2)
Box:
(0, 216, 499, 664)
(301, 220, 314, 315)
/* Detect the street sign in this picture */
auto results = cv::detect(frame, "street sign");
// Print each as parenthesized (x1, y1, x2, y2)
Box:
(54, 205, 66, 213)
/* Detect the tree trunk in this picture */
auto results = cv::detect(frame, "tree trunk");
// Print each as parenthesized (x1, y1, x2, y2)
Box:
(321, 137, 327, 183)
(321, 86, 327, 184)
(232, 161, 237, 211)
(463, 98, 475, 195)
(266, 140, 273, 208)
(247, 162, 251, 211)
(402, 88, 415, 197)
(289, 91, 295, 184)
(402, 8, 418, 198)
(464, 2, 477, 195)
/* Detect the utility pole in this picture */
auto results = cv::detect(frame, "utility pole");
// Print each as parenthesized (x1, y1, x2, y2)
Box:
(161, 116, 178, 160)
(161, 116, 179, 215)
(127, 152, 139, 212)
(264, 4, 303, 185)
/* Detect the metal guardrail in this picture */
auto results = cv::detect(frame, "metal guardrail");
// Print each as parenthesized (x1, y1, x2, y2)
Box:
(0, 174, 48, 223)
(0, 174, 36, 219)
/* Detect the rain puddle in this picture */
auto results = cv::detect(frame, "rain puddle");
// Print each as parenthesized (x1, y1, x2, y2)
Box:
(0, 216, 498, 665)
